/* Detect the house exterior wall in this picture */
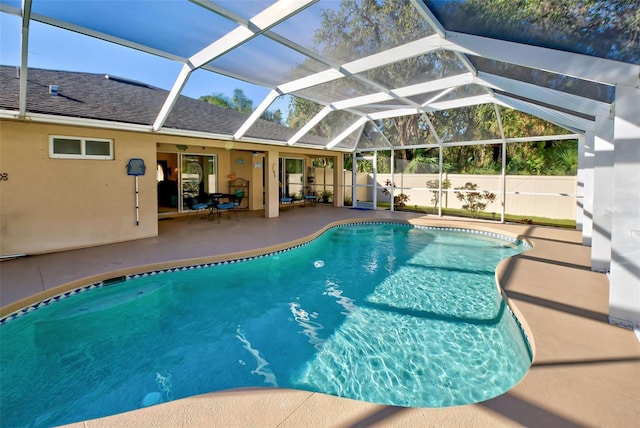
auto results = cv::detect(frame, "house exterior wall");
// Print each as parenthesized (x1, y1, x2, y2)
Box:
(0, 120, 159, 255)
(0, 120, 342, 255)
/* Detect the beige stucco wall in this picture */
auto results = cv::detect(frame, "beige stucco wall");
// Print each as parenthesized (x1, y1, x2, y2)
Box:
(0, 121, 262, 255)
(0, 119, 343, 255)
(0, 120, 159, 255)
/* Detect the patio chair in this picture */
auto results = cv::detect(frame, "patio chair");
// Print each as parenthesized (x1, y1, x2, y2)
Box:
(280, 197, 293, 210)
(210, 193, 239, 223)
(290, 194, 304, 206)
(188, 197, 210, 223)
(303, 192, 316, 207)
(228, 189, 244, 211)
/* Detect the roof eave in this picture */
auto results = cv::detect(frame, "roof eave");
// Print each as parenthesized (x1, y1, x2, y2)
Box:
(0, 109, 352, 152)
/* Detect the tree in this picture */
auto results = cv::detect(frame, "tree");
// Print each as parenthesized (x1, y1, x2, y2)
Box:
(284, 0, 585, 176)
(402, 152, 439, 173)
(506, 139, 578, 175)
(199, 88, 253, 113)
(550, 142, 578, 175)
(200, 89, 285, 125)
(454, 182, 496, 218)
(288, 0, 455, 157)
(383, 179, 410, 210)
(426, 177, 451, 212)
(200, 92, 233, 109)
(231, 88, 253, 114)
(261, 109, 284, 125)
(427, 0, 639, 63)
(287, 97, 323, 129)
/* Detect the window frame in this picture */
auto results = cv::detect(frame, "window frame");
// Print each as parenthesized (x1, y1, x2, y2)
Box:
(49, 135, 114, 160)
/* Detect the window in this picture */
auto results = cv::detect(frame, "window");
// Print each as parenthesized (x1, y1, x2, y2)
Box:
(49, 136, 114, 159)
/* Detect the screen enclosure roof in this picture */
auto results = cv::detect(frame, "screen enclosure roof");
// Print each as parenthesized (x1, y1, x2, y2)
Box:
(1, 0, 638, 152)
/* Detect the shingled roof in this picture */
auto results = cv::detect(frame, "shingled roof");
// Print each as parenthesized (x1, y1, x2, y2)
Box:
(0, 65, 326, 146)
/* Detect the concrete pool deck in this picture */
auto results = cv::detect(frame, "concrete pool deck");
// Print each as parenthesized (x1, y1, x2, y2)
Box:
(1, 206, 639, 427)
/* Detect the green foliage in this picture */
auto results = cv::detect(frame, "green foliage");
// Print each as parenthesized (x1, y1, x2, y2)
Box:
(393, 193, 410, 209)
(454, 182, 497, 218)
(427, 105, 498, 144)
(356, 155, 375, 173)
(506, 139, 578, 175)
(441, 143, 500, 175)
(282, 0, 585, 176)
(312, 0, 433, 61)
(376, 140, 579, 177)
(231, 88, 253, 114)
(261, 109, 284, 125)
(320, 189, 333, 201)
(382, 179, 394, 197)
(402, 153, 439, 173)
(200, 88, 283, 124)
(550, 145, 578, 175)
(289, 0, 463, 155)
(199, 92, 233, 109)
(200, 89, 254, 114)
(343, 153, 353, 172)
(358, 103, 577, 176)
(427, 0, 639, 63)
(382, 179, 410, 208)
(496, 106, 570, 138)
(312, 157, 335, 169)
(287, 97, 324, 130)
(204, 1, 584, 178)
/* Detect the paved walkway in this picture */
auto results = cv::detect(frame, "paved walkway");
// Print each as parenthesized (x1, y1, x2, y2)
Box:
(1, 206, 639, 427)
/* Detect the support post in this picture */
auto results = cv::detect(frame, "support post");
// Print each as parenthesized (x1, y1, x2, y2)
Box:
(437, 146, 443, 217)
(501, 140, 506, 223)
(265, 149, 280, 218)
(351, 153, 357, 207)
(591, 114, 614, 273)
(578, 132, 595, 245)
(334, 154, 344, 207)
(609, 84, 640, 329)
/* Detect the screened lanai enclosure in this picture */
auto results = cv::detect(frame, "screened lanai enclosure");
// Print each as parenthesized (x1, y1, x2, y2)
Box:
(1, 1, 638, 327)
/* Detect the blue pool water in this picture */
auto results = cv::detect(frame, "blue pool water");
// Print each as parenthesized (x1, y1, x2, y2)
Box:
(0, 224, 532, 427)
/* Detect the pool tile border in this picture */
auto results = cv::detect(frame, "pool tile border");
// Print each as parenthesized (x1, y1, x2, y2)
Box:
(0, 222, 530, 326)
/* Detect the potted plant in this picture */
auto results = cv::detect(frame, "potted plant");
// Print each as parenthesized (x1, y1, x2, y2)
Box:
(320, 189, 333, 203)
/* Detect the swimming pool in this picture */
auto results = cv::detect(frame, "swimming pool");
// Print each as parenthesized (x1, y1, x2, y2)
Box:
(0, 223, 532, 427)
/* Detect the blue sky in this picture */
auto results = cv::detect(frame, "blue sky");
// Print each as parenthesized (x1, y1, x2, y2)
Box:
(0, 13, 288, 114)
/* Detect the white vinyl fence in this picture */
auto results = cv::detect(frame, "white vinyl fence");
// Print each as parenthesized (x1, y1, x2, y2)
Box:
(314, 168, 577, 220)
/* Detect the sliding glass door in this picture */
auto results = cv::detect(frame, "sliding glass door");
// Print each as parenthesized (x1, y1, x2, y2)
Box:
(157, 152, 217, 214)
(280, 158, 304, 199)
(180, 154, 217, 211)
